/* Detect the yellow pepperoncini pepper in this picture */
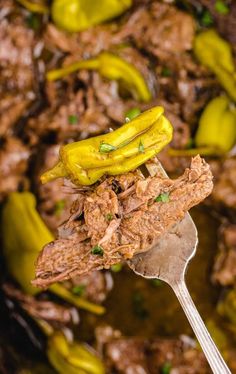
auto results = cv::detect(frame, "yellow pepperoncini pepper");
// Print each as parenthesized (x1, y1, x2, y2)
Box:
(169, 95, 236, 157)
(41, 106, 173, 186)
(1, 192, 53, 295)
(47, 52, 152, 103)
(1, 192, 105, 314)
(51, 0, 132, 32)
(194, 29, 236, 102)
(195, 95, 236, 153)
(34, 319, 105, 374)
(47, 331, 105, 374)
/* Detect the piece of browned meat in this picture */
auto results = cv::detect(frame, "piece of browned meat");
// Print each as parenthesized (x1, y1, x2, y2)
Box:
(3, 283, 79, 325)
(210, 158, 236, 210)
(119, 2, 196, 59)
(0, 0, 36, 137)
(95, 325, 210, 374)
(66, 270, 113, 304)
(0, 137, 30, 201)
(44, 2, 195, 60)
(212, 223, 236, 287)
(33, 156, 213, 288)
(26, 89, 111, 145)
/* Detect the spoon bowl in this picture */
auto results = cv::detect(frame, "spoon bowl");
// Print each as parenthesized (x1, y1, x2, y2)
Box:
(128, 160, 231, 374)
(128, 212, 197, 284)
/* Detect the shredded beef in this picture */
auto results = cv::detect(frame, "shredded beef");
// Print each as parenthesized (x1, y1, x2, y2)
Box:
(0, 1, 36, 136)
(155, 52, 220, 125)
(119, 3, 196, 58)
(0, 137, 30, 201)
(26, 89, 111, 144)
(0, 96, 31, 138)
(212, 223, 236, 286)
(95, 326, 210, 374)
(33, 156, 213, 287)
(209, 158, 236, 210)
(67, 271, 113, 304)
(3, 283, 79, 325)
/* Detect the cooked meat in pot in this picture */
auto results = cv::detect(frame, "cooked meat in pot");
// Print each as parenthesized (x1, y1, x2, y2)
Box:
(96, 325, 210, 374)
(212, 223, 236, 286)
(1, 0, 236, 371)
(0, 137, 30, 201)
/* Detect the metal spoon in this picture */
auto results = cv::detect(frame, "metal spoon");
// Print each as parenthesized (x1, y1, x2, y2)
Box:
(128, 160, 231, 374)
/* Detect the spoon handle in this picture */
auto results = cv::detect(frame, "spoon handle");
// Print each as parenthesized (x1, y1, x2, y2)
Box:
(172, 279, 231, 374)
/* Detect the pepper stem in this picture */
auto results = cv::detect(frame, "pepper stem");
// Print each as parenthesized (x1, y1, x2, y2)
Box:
(35, 318, 54, 336)
(49, 284, 105, 315)
(47, 58, 100, 81)
(41, 162, 68, 184)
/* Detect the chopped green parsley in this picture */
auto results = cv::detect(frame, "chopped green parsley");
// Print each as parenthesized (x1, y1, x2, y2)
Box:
(106, 213, 113, 221)
(215, 0, 229, 15)
(91, 245, 104, 256)
(132, 291, 149, 320)
(150, 279, 162, 287)
(72, 284, 86, 296)
(111, 263, 123, 272)
(68, 114, 78, 125)
(161, 66, 172, 77)
(99, 142, 117, 153)
(161, 362, 172, 374)
(54, 199, 66, 216)
(26, 14, 41, 30)
(138, 140, 145, 153)
(154, 192, 170, 203)
(201, 10, 214, 26)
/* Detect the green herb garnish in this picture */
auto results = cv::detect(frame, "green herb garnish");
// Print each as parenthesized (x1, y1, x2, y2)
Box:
(161, 66, 172, 77)
(125, 107, 141, 122)
(214, 0, 229, 15)
(161, 362, 172, 374)
(150, 279, 162, 287)
(132, 291, 149, 320)
(106, 213, 113, 221)
(154, 193, 170, 203)
(185, 137, 194, 149)
(54, 199, 66, 216)
(138, 140, 145, 153)
(72, 284, 86, 296)
(99, 142, 117, 153)
(26, 14, 41, 30)
(68, 114, 78, 125)
(111, 263, 123, 272)
(201, 10, 214, 26)
(91, 245, 104, 256)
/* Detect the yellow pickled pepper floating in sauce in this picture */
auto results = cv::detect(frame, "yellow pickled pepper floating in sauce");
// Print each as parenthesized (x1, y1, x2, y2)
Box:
(195, 95, 236, 154)
(194, 29, 236, 102)
(169, 96, 236, 157)
(47, 52, 152, 103)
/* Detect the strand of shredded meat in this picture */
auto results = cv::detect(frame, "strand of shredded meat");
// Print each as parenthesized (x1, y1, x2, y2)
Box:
(33, 156, 213, 288)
